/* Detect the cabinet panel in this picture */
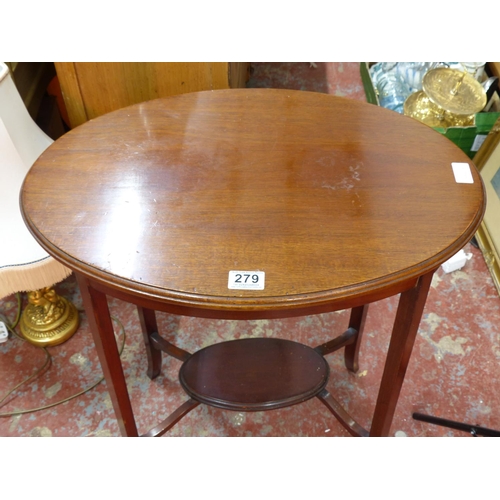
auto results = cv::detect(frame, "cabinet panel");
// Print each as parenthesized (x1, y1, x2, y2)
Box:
(55, 62, 248, 128)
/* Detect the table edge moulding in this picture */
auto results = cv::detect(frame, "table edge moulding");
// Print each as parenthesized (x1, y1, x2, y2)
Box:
(20, 88, 486, 437)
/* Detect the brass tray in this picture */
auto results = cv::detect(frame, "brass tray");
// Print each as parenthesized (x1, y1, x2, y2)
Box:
(422, 68, 486, 115)
(404, 91, 475, 128)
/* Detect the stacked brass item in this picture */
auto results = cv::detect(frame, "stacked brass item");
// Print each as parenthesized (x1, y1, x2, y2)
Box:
(20, 287, 79, 347)
(404, 67, 487, 128)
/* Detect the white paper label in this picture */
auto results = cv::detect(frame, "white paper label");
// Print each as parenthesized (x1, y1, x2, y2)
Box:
(451, 162, 474, 184)
(228, 271, 265, 290)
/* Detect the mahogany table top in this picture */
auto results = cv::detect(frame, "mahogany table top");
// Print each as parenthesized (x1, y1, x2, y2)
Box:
(21, 89, 485, 316)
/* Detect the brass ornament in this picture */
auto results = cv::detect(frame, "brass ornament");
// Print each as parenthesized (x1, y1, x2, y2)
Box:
(422, 68, 487, 115)
(20, 287, 79, 347)
(404, 91, 475, 128)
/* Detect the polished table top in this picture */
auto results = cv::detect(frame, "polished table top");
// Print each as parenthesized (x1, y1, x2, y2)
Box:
(21, 89, 485, 317)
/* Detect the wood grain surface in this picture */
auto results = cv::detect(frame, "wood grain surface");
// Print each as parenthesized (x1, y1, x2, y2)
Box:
(54, 62, 247, 128)
(21, 89, 485, 317)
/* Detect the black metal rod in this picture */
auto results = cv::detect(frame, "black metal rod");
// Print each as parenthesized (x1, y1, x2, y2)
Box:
(413, 412, 500, 437)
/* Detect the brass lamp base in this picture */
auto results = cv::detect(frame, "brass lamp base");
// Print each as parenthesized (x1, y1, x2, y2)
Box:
(20, 287, 79, 347)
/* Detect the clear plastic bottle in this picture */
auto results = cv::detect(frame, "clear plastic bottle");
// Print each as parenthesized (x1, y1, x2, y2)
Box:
(376, 66, 410, 114)
(396, 62, 433, 91)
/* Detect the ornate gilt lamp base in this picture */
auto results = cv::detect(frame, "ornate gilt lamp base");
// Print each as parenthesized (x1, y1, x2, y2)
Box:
(20, 287, 79, 347)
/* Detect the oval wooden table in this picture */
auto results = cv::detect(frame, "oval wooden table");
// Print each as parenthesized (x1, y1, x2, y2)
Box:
(20, 89, 485, 437)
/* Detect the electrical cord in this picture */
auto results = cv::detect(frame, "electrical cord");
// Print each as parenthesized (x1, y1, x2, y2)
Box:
(0, 293, 126, 417)
(0, 294, 52, 411)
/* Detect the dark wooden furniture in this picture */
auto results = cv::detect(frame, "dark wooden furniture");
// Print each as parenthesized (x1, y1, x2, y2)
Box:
(20, 89, 485, 437)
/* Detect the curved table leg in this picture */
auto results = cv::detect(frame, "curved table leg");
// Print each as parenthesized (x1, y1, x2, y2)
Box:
(76, 273, 138, 437)
(369, 271, 435, 437)
(317, 389, 369, 437)
(142, 399, 200, 437)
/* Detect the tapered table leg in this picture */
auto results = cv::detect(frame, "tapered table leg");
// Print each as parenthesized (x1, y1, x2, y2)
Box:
(76, 273, 138, 437)
(344, 304, 369, 372)
(137, 306, 162, 380)
(369, 271, 434, 437)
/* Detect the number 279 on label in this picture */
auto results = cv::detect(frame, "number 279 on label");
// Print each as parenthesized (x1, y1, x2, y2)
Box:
(228, 271, 265, 290)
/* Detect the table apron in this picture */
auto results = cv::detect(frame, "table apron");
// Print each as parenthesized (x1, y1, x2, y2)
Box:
(82, 275, 422, 320)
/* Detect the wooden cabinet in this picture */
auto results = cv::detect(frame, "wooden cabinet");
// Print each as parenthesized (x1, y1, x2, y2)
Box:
(55, 62, 249, 128)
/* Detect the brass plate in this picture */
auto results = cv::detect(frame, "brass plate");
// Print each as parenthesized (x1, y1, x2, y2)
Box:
(404, 91, 474, 128)
(423, 68, 486, 115)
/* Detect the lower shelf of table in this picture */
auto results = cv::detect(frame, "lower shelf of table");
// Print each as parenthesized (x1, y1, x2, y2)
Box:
(179, 337, 330, 411)
(142, 337, 369, 437)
